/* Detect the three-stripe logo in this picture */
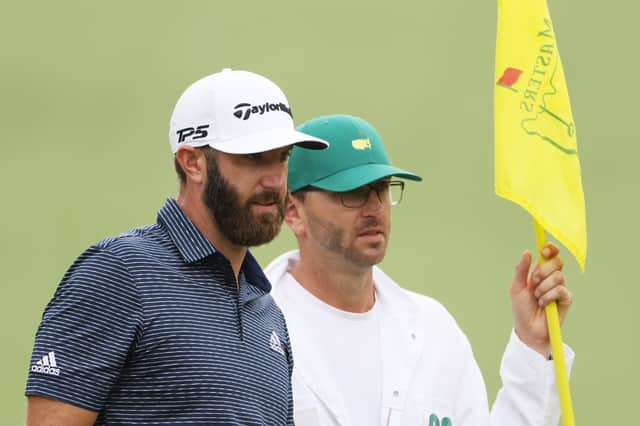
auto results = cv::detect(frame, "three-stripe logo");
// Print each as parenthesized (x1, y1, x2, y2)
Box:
(269, 331, 285, 355)
(31, 351, 61, 376)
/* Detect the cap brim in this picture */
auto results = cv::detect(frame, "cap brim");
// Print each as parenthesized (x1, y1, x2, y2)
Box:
(308, 163, 422, 192)
(208, 128, 328, 154)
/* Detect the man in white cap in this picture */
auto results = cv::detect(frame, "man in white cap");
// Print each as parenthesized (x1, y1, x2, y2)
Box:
(265, 114, 574, 425)
(25, 69, 327, 425)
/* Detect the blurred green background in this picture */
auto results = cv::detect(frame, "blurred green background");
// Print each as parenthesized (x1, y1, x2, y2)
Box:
(1, 0, 636, 424)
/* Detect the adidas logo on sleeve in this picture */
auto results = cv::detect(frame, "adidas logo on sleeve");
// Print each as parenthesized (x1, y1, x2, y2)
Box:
(31, 351, 61, 376)
(269, 331, 285, 355)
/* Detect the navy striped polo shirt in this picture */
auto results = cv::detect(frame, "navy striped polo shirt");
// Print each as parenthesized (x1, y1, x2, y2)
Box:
(26, 198, 294, 425)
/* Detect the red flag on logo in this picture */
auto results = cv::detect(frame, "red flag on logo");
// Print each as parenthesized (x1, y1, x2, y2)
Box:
(497, 67, 523, 87)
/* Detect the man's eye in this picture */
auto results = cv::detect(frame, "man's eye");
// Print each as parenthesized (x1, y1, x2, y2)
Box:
(245, 153, 262, 160)
(352, 187, 370, 197)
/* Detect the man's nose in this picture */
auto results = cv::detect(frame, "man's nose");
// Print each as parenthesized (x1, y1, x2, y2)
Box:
(260, 162, 287, 189)
(361, 188, 383, 213)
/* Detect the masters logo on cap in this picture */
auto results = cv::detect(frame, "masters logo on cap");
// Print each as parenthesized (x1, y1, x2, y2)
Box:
(169, 69, 328, 155)
(288, 114, 422, 193)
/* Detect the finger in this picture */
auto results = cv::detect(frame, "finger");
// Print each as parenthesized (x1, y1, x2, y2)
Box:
(528, 262, 540, 288)
(540, 243, 560, 260)
(558, 287, 573, 307)
(534, 270, 565, 299)
(538, 285, 573, 308)
(531, 256, 564, 285)
(511, 250, 532, 294)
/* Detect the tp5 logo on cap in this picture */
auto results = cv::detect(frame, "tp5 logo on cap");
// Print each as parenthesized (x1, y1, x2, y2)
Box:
(176, 125, 210, 143)
(168, 68, 328, 155)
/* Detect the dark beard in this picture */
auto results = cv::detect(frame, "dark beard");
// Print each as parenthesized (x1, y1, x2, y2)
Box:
(203, 158, 286, 247)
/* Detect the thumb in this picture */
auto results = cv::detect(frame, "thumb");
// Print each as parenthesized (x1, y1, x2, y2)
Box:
(511, 250, 532, 295)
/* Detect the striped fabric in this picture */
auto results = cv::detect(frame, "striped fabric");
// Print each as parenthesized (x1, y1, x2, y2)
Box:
(26, 198, 294, 425)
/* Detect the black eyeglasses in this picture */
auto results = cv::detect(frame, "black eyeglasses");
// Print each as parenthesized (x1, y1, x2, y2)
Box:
(299, 180, 405, 208)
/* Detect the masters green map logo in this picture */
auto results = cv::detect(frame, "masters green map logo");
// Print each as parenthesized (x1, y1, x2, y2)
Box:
(428, 413, 452, 426)
(496, 18, 577, 155)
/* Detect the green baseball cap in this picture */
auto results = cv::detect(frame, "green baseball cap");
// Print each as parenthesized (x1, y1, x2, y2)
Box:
(288, 114, 422, 193)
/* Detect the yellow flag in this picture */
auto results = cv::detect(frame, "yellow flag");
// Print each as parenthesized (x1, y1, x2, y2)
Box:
(495, 0, 587, 269)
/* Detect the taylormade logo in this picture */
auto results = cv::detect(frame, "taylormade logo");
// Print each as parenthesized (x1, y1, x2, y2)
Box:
(233, 102, 292, 120)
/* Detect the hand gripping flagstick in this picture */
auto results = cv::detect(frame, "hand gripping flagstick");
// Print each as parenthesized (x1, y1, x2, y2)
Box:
(534, 220, 575, 426)
(495, 0, 587, 425)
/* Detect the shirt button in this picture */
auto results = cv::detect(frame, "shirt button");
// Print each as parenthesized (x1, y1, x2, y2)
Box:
(393, 390, 400, 397)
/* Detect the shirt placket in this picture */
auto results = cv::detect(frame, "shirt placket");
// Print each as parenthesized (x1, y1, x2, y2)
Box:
(206, 254, 245, 341)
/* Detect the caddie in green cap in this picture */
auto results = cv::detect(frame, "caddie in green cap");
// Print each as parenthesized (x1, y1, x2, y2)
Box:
(264, 114, 575, 426)
(288, 114, 422, 193)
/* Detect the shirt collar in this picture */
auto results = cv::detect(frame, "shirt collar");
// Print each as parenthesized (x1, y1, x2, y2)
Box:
(157, 198, 217, 264)
(241, 251, 272, 293)
(157, 198, 272, 292)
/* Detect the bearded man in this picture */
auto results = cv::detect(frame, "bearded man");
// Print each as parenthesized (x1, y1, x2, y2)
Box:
(24, 69, 327, 426)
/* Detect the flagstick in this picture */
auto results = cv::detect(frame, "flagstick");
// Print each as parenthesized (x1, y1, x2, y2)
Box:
(533, 219, 576, 426)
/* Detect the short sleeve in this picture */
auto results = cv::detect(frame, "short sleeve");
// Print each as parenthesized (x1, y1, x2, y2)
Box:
(25, 246, 143, 412)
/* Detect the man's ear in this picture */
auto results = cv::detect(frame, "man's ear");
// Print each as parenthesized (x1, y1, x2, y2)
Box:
(284, 194, 306, 238)
(175, 146, 207, 185)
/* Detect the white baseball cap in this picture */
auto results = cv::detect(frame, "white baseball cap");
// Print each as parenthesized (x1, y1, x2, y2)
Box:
(169, 69, 329, 154)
